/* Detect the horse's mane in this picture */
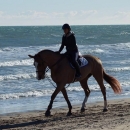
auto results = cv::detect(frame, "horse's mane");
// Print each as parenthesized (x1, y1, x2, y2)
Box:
(38, 49, 55, 55)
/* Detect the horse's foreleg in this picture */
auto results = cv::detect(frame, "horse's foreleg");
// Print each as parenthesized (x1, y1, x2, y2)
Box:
(61, 87, 72, 116)
(80, 78, 91, 112)
(45, 83, 64, 117)
(81, 89, 90, 112)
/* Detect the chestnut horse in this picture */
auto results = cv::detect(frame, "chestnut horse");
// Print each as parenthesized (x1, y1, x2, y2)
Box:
(29, 50, 121, 116)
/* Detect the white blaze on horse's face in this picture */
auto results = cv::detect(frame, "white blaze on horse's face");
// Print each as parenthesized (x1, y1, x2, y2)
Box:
(34, 61, 39, 79)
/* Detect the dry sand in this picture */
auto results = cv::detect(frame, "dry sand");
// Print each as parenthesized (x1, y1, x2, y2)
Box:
(0, 98, 130, 130)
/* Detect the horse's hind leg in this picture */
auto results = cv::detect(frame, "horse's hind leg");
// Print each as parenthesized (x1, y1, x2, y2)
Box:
(61, 87, 72, 116)
(93, 71, 108, 112)
(80, 76, 91, 112)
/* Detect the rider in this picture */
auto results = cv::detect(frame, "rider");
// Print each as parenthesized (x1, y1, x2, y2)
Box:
(57, 23, 81, 78)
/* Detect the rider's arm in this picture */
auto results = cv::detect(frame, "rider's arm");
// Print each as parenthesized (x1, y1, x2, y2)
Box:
(59, 44, 64, 53)
(59, 36, 65, 53)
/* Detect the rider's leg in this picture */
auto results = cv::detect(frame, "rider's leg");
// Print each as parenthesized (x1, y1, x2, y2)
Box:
(70, 52, 81, 78)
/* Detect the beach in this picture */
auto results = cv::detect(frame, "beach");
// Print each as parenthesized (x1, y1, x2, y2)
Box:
(0, 25, 130, 129)
(0, 98, 130, 130)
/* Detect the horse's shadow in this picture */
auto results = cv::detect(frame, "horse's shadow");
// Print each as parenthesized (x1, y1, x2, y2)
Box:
(0, 120, 46, 129)
(0, 113, 87, 129)
(0, 116, 66, 129)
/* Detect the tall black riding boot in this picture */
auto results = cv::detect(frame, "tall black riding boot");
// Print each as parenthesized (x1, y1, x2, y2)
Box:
(73, 61, 81, 78)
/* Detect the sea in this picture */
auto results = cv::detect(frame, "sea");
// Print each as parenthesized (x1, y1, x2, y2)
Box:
(0, 25, 130, 115)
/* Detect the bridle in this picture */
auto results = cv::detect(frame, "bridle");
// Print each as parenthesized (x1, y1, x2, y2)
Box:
(35, 62, 48, 75)
(35, 53, 71, 88)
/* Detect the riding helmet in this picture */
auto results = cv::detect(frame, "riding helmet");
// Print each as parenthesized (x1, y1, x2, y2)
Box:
(62, 24, 71, 30)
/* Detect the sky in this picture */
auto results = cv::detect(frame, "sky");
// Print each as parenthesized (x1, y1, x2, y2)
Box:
(0, 0, 130, 26)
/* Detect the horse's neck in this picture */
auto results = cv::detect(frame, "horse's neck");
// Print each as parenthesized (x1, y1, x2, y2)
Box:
(41, 51, 61, 67)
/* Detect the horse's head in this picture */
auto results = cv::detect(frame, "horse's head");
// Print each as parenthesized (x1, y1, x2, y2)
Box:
(28, 54, 47, 80)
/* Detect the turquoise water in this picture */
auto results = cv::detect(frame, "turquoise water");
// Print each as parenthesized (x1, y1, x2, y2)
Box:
(0, 25, 130, 114)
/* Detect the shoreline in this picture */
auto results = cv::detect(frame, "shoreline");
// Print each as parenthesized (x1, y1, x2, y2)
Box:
(1, 96, 129, 116)
(0, 97, 128, 116)
(0, 98, 130, 130)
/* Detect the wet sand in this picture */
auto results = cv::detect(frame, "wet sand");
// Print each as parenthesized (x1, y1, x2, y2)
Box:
(0, 98, 130, 130)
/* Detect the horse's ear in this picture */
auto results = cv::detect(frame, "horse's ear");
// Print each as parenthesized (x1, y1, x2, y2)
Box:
(28, 55, 35, 58)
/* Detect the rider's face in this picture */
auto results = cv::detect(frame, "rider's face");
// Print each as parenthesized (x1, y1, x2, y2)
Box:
(63, 29, 69, 34)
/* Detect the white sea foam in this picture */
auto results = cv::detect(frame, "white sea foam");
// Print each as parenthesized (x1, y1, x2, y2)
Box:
(86, 36, 96, 40)
(105, 67, 130, 72)
(1, 47, 15, 52)
(103, 60, 130, 65)
(116, 31, 130, 36)
(121, 92, 130, 96)
(0, 80, 130, 100)
(0, 73, 36, 81)
(0, 59, 33, 67)
(0, 90, 54, 100)
(0, 86, 101, 100)
(51, 34, 61, 37)
(91, 48, 104, 53)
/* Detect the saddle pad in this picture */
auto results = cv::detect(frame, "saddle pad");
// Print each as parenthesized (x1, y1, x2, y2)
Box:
(70, 57, 88, 68)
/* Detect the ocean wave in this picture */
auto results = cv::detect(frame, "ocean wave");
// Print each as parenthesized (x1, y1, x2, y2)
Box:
(0, 80, 130, 100)
(67, 84, 104, 92)
(0, 47, 16, 52)
(0, 86, 101, 100)
(85, 36, 96, 40)
(121, 32, 130, 35)
(90, 48, 104, 53)
(0, 59, 33, 67)
(0, 66, 129, 82)
(103, 59, 130, 65)
(0, 73, 36, 81)
(105, 67, 130, 72)
(0, 42, 129, 55)
(121, 81, 130, 86)
(51, 34, 61, 37)
(87, 48, 104, 54)
(0, 90, 54, 100)
(116, 31, 130, 36)
(121, 92, 130, 96)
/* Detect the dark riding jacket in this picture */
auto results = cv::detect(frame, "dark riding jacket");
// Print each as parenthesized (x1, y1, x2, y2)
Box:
(59, 32, 78, 53)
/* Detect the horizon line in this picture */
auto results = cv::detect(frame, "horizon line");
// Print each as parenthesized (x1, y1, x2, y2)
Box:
(0, 24, 130, 27)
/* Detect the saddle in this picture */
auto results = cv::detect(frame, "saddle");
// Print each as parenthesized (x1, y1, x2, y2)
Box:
(67, 53, 88, 68)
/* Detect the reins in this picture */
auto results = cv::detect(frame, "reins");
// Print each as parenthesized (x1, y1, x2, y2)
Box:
(45, 72, 71, 89)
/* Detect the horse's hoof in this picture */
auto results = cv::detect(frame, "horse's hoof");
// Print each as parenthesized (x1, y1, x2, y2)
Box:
(81, 108, 85, 113)
(45, 111, 51, 117)
(103, 108, 108, 112)
(67, 112, 72, 116)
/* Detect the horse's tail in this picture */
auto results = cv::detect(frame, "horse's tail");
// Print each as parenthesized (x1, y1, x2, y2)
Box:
(103, 70, 122, 94)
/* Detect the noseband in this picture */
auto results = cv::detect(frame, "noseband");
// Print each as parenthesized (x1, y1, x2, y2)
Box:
(35, 62, 48, 75)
